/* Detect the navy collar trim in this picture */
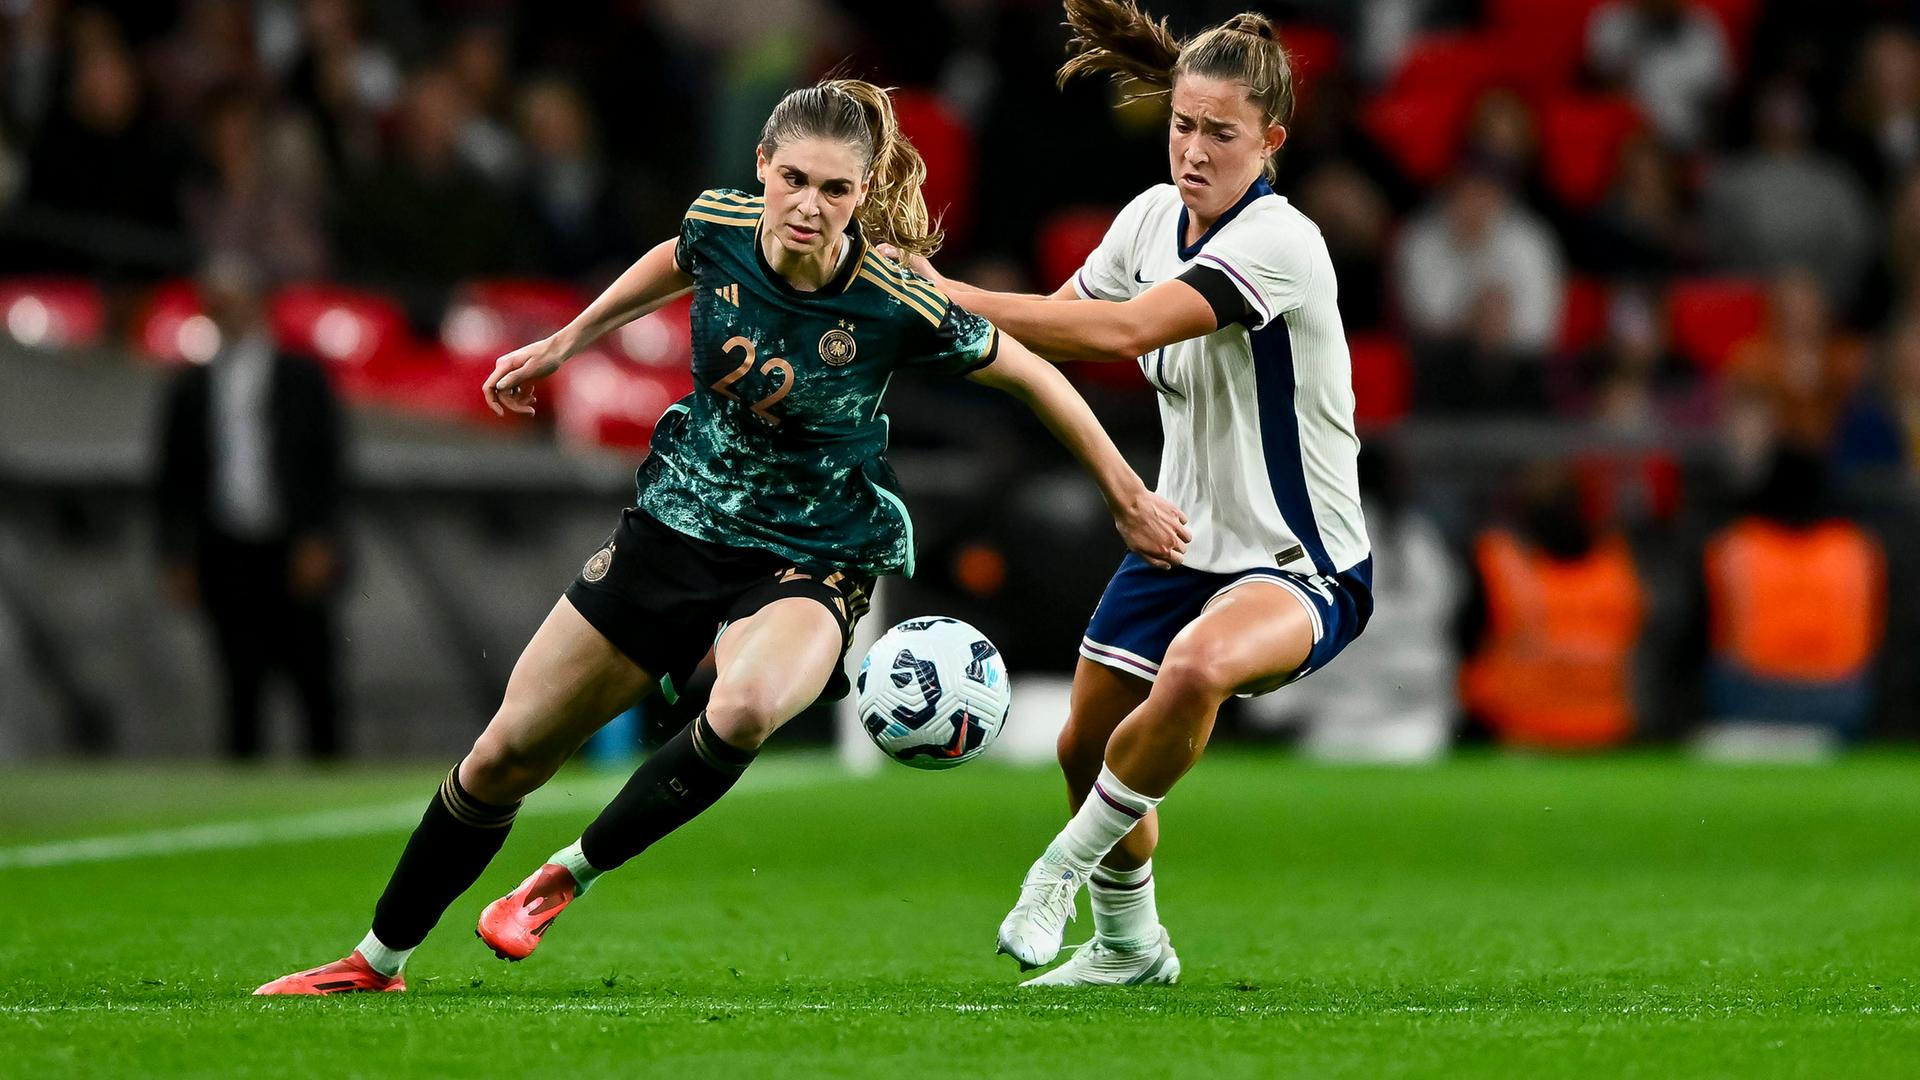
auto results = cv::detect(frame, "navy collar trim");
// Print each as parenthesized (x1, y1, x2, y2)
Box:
(1176, 176, 1272, 260)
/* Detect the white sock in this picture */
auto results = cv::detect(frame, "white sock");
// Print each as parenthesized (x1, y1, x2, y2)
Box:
(1049, 764, 1162, 872)
(551, 839, 603, 894)
(355, 930, 411, 977)
(1091, 860, 1160, 953)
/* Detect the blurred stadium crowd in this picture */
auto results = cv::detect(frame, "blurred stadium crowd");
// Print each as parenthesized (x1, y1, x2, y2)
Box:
(1, 0, 1917, 758)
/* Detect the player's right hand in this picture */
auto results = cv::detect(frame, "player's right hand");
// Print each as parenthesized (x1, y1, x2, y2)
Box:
(1114, 488, 1191, 570)
(483, 337, 569, 417)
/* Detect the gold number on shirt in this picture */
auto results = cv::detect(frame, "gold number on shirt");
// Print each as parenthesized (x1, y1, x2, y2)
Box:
(712, 335, 792, 427)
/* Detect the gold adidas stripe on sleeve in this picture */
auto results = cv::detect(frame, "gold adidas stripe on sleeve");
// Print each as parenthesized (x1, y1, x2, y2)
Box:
(686, 210, 759, 228)
(858, 267, 946, 326)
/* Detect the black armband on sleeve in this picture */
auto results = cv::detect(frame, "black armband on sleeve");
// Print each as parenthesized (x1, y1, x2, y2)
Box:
(1176, 264, 1251, 328)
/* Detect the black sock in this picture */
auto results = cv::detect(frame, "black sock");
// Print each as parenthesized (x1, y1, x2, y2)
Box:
(370, 767, 521, 950)
(578, 712, 756, 873)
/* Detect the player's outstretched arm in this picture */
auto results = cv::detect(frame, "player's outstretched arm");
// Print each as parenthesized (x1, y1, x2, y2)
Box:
(970, 335, 1190, 569)
(903, 252, 1217, 366)
(484, 239, 694, 416)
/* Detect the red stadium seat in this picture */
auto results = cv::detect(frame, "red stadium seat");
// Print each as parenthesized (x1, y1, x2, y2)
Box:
(341, 344, 491, 418)
(1484, 0, 1611, 90)
(891, 90, 975, 250)
(1559, 277, 1612, 355)
(442, 279, 587, 367)
(1360, 88, 1474, 185)
(1695, 0, 1759, 67)
(1389, 33, 1510, 97)
(1036, 208, 1116, 294)
(607, 293, 695, 374)
(1277, 24, 1341, 108)
(1538, 96, 1643, 210)
(133, 280, 218, 366)
(270, 284, 413, 371)
(548, 348, 691, 451)
(1667, 278, 1766, 372)
(0, 277, 105, 350)
(1347, 334, 1411, 426)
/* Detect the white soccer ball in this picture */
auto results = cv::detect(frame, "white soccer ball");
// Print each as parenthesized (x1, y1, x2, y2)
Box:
(856, 616, 1011, 770)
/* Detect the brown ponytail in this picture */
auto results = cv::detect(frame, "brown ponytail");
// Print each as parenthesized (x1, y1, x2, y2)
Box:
(759, 78, 943, 258)
(1058, 2, 1297, 169)
(1057, 0, 1183, 93)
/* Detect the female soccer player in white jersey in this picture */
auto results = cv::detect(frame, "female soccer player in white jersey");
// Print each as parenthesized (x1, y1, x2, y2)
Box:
(901, 3, 1373, 985)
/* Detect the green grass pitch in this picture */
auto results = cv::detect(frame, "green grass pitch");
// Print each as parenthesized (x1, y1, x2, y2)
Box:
(3, 752, 1917, 1078)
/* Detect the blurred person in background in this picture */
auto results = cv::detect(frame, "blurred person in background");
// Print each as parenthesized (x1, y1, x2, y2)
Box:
(338, 64, 530, 320)
(1697, 446, 1885, 746)
(1702, 82, 1873, 308)
(1459, 89, 1559, 225)
(1396, 158, 1564, 413)
(1574, 285, 1703, 430)
(1834, 315, 1920, 479)
(1853, 169, 1920, 329)
(1459, 464, 1646, 751)
(1247, 441, 1458, 764)
(1575, 134, 1697, 279)
(283, 0, 403, 181)
(184, 88, 331, 283)
(1838, 25, 1920, 200)
(516, 76, 630, 280)
(147, 0, 262, 127)
(155, 254, 347, 762)
(1296, 160, 1391, 332)
(1585, 0, 1730, 150)
(1723, 269, 1868, 472)
(20, 28, 185, 274)
(444, 21, 522, 185)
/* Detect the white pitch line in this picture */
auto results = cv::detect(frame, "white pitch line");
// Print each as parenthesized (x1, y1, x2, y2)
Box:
(0, 1001, 1908, 1018)
(0, 764, 833, 872)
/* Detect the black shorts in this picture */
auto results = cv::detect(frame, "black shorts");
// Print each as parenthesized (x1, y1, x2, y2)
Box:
(564, 508, 874, 703)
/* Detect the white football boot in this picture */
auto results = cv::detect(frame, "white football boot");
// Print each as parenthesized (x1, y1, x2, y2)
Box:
(1019, 926, 1181, 987)
(995, 852, 1087, 970)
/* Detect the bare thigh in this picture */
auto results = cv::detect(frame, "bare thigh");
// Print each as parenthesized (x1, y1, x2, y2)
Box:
(705, 597, 845, 748)
(459, 596, 655, 802)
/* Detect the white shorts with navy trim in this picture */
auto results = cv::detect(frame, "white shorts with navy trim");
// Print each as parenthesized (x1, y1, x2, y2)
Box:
(1079, 553, 1374, 693)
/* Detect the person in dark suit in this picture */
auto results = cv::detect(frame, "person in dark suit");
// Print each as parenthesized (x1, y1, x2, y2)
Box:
(156, 255, 347, 760)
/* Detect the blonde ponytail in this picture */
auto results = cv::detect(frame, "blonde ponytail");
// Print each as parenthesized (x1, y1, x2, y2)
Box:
(825, 79, 943, 259)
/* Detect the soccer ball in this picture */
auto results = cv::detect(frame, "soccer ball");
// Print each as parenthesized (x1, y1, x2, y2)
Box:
(856, 617, 1011, 769)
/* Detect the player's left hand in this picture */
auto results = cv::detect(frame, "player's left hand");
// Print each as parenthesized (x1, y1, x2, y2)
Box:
(1113, 488, 1191, 569)
(483, 336, 569, 416)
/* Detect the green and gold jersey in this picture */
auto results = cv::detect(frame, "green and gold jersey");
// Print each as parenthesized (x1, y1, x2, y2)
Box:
(634, 188, 1001, 577)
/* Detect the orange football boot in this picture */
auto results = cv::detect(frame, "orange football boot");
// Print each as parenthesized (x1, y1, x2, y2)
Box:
(476, 863, 578, 961)
(254, 951, 406, 995)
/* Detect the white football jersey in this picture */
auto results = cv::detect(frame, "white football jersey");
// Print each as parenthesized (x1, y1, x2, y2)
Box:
(1073, 180, 1370, 577)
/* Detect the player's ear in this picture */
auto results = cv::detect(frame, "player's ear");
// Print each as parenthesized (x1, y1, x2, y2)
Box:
(1265, 123, 1287, 157)
(755, 145, 770, 186)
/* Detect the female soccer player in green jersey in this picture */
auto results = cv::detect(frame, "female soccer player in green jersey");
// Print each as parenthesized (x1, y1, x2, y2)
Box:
(255, 77, 1188, 995)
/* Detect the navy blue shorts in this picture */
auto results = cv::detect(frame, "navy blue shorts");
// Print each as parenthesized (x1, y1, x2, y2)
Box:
(1079, 554, 1374, 693)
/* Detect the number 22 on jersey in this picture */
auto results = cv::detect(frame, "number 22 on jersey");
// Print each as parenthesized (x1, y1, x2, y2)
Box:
(710, 334, 793, 427)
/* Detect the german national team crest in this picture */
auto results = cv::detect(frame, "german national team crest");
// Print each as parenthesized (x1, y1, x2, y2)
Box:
(582, 545, 614, 583)
(818, 327, 857, 366)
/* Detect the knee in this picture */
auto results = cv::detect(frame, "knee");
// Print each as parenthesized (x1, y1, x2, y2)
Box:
(705, 678, 783, 751)
(1153, 642, 1239, 707)
(461, 728, 561, 804)
(1055, 714, 1109, 776)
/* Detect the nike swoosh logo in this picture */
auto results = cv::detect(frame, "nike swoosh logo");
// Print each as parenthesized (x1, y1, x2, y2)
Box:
(1133, 270, 1154, 284)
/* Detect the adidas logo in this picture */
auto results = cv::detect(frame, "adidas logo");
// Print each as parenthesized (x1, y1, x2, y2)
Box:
(713, 283, 740, 306)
